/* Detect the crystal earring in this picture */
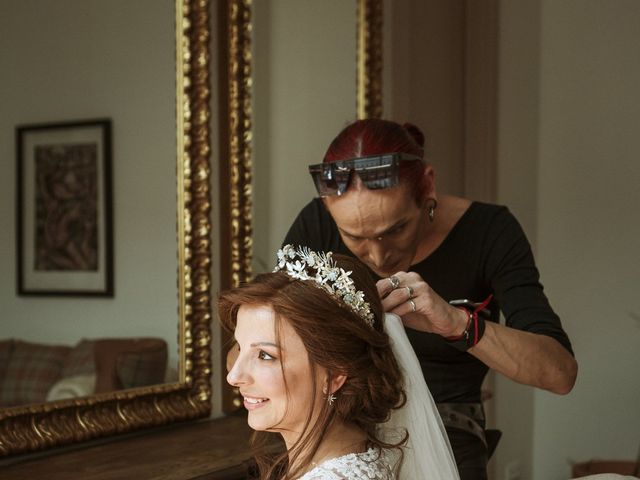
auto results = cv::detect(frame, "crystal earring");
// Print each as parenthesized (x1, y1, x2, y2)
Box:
(323, 384, 336, 406)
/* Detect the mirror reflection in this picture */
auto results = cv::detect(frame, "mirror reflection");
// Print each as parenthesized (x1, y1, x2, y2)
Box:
(252, 0, 358, 273)
(0, 0, 179, 408)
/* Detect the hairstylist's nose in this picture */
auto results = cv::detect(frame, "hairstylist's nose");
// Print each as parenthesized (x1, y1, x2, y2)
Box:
(367, 241, 389, 270)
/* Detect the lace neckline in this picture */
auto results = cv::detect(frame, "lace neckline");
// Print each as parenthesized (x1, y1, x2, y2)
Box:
(298, 447, 394, 479)
(310, 447, 375, 468)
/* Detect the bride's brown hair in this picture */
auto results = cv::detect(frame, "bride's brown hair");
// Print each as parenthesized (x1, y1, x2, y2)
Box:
(218, 254, 407, 479)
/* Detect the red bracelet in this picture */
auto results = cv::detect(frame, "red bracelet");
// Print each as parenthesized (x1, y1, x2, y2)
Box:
(445, 308, 473, 341)
(445, 294, 493, 351)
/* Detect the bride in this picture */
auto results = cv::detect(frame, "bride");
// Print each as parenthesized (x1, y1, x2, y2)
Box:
(219, 245, 459, 479)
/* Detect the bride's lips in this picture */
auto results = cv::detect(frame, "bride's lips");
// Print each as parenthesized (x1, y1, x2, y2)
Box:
(243, 395, 269, 410)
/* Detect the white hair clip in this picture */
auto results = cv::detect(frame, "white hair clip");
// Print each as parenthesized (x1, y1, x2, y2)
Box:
(274, 245, 375, 327)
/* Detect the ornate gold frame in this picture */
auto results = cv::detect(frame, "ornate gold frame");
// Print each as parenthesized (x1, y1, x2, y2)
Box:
(218, 0, 254, 413)
(219, 0, 253, 293)
(0, 0, 213, 457)
(357, 0, 383, 119)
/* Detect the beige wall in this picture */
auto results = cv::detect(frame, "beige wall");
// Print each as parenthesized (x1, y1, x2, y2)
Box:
(498, 1, 640, 479)
(533, 1, 640, 478)
(494, 1, 541, 478)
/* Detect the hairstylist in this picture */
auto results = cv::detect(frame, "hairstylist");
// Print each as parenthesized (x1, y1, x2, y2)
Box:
(282, 118, 578, 480)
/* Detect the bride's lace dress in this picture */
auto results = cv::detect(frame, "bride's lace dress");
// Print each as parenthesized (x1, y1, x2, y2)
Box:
(298, 447, 397, 479)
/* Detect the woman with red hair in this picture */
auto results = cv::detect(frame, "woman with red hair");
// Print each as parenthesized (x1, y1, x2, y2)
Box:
(284, 118, 578, 480)
(220, 246, 460, 479)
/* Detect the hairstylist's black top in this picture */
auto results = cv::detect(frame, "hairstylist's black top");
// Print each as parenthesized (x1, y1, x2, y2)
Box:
(283, 199, 574, 404)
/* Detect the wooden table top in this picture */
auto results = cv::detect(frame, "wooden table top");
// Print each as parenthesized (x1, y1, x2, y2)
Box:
(1, 414, 267, 479)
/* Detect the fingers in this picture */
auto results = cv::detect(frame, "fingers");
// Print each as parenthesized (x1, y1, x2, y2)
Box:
(377, 274, 403, 299)
(388, 275, 401, 290)
(378, 272, 464, 336)
(377, 272, 423, 312)
(381, 285, 416, 311)
(388, 295, 418, 315)
(376, 271, 416, 298)
(404, 285, 414, 299)
(408, 298, 416, 312)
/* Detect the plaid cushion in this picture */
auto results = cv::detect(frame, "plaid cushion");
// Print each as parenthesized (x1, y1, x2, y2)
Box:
(61, 340, 96, 377)
(116, 348, 168, 389)
(93, 338, 168, 393)
(0, 340, 71, 407)
(0, 339, 15, 385)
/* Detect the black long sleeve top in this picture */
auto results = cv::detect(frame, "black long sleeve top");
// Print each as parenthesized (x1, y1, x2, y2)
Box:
(283, 199, 574, 404)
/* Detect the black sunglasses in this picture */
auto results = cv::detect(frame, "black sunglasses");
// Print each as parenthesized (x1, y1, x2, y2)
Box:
(308, 153, 424, 197)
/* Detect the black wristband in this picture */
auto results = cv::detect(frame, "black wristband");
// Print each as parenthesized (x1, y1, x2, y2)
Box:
(445, 308, 486, 352)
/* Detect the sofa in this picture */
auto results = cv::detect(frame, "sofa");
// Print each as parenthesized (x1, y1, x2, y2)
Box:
(0, 337, 168, 408)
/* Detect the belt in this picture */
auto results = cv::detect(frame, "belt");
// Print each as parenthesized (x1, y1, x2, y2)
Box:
(437, 402, 487, 448)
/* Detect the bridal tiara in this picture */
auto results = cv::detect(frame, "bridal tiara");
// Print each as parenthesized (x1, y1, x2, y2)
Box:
(274, 245, 374, 327)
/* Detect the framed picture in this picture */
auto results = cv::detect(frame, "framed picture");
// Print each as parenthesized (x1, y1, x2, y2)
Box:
(16, 119, 113, 296)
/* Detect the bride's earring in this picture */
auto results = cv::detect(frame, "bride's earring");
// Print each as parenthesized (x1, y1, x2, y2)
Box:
(323, 384, 336, 406)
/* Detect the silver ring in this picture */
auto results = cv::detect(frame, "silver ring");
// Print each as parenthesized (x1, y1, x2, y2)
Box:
(388, 276, 401, 289)
(408, 299, 416, 312)
(405, 286, 414, 299)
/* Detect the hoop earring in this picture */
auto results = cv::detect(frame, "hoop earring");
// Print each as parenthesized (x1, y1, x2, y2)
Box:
(427, 198, 438, 223)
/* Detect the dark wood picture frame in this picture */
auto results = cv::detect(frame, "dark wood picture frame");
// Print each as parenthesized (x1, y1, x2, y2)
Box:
(16, 119, 113, 296)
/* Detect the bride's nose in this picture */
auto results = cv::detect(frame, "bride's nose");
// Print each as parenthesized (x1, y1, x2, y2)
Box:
(226, 351, 249, 387)
(226, 343, 239, 372)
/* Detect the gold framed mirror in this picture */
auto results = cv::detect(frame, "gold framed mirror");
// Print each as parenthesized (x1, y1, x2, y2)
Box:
(0, 0, 213, 456)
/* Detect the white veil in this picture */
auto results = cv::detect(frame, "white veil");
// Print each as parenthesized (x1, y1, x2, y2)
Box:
(383, 313, 460, 479)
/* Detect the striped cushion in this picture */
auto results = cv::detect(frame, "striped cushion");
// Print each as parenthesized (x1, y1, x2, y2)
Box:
(0, 341, 71, 407)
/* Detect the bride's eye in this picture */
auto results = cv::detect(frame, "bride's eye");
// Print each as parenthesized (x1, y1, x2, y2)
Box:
(258, 350, 275, 361)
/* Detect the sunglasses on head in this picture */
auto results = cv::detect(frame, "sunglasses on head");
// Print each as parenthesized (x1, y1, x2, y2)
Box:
(308, 153, 424, 197)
